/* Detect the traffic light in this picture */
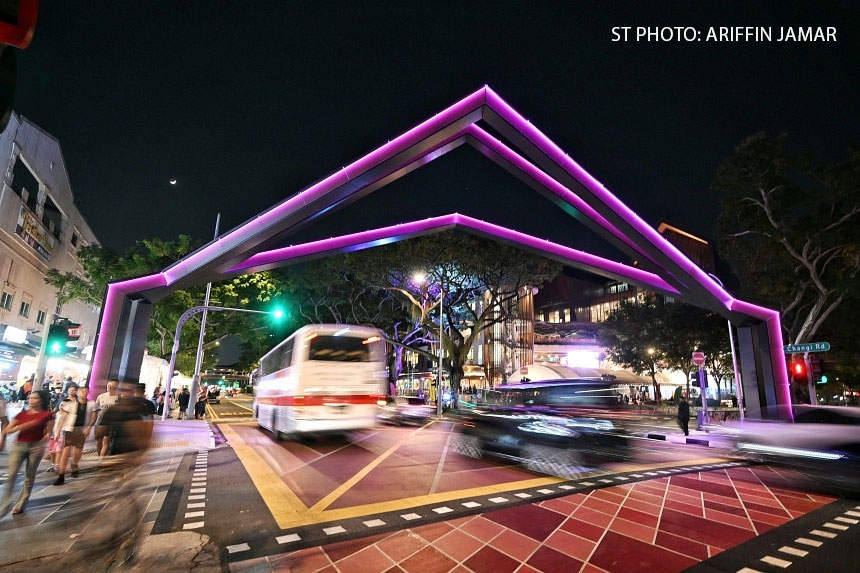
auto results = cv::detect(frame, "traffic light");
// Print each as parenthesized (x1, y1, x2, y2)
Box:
(789, 359, 807, 381)
(0, 0, 39, 133)
(46, 323, 69, 355)
(812, 358, 827, 384)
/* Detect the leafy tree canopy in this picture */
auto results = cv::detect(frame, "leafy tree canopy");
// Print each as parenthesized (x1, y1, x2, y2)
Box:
(714, 134, 859, 344)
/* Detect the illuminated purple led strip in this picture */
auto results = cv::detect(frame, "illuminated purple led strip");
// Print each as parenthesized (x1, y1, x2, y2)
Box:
(87, 273, 166, 399)
(229, 213, 679, 295)
(466, 124, 652, 265)
(89, 86, 788, 412)
(484, 88, 730, 304)
(162, 89, 489, 284)
(729, 299, 792, 414)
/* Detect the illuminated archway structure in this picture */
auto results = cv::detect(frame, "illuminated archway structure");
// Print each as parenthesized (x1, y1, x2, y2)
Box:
(89, 87, 791, 419)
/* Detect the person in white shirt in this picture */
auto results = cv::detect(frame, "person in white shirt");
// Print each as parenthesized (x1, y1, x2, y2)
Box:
(53, 384, 94, 485)
(90, 380, 119, 459)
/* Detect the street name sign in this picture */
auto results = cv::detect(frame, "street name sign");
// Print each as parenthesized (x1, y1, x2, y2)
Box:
(783, 342, 830, 353)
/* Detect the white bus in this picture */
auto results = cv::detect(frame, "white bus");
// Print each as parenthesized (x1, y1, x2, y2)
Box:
(254, 324, 388, 439)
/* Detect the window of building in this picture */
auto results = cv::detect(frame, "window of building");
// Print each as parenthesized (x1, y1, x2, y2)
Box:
(607, 282, 629, 294)
(19, 300, 30, 318)
(41, 195, 63, 240)
(10, 156, 41, 212)
(36, 309, 46, 325)
(0, 291, 12, 311)
(71, 232, 79, 247)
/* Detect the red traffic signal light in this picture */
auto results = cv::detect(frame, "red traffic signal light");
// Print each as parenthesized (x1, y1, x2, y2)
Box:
(790, 360, 807, 379)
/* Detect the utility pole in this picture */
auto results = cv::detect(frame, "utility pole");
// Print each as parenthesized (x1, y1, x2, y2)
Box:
(186, 214, 220, 420)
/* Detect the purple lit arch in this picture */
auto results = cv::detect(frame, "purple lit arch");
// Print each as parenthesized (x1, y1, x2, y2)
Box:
(88, 87, 791, 419)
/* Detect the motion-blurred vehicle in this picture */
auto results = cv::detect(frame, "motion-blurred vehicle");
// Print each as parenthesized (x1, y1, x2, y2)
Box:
(255, 324, 388, 439)
(723, 405, 860, 459)
(377, 396, 434, 426)
(207, 387, 221, 405)
(719, 405, 860, 492)
(451, 379, 630, 478)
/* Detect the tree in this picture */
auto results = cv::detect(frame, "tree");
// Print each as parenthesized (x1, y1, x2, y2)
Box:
(599, 300, 667, 401)
(45, 237, 288, 374)
(715, 134, 859, 344)
(277, 231, 562, 390)
(661, 303, 734, 400)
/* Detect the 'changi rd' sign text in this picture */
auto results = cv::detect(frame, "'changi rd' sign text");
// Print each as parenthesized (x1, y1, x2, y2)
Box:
(783, 342, 830, 353)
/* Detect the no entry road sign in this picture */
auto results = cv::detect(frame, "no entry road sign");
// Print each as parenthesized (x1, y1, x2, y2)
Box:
(692, 352, 705, 366)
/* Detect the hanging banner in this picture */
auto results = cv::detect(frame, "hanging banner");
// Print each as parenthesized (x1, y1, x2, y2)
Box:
(15, 206, 54, 261)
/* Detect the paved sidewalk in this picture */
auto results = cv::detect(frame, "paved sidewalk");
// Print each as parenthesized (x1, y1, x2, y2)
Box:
(0, 418, 219, 571)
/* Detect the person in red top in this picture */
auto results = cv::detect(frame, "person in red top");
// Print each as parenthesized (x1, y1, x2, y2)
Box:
(0, 390, 53, 517)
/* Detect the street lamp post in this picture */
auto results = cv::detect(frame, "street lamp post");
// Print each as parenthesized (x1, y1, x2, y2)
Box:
(413, 272, 445, 417)
(437, 289, 444, 417)
(162, 305, 280, 421)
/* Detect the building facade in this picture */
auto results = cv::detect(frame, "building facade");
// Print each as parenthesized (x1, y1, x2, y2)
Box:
(0, 113, 100, 386)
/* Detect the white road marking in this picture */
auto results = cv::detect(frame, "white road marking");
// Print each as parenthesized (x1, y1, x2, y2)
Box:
(823, 522, 849, 531)
(515, 493, 532, 499)
(323, 526, 346, 535)
(537, 488, 555, 493)
(558, 485, 574, 490)
(580, 482, 595, 486)
(226, 543, 250, 554)
(462, 502, 481, 508)
(834, 516, 858, 524)
(183, 522, 204, 530)
(844, 511, 860, 518)
(401, 513, 421, 520)
(363, 519, 386, 527)
(190, 488, 206, 494)
(615, 477, 630, 481)
(188, 494, 206, 500)
(599, 479, 614, 483)
(185, 511, 205, 518)
(433, 507, 454, 514)
(187, 502, 205, 509)
(778, 546, 808, 557)
(760, 555, 792, 568)
(489, 497, 508, 503)
(794, 537, 822, 547)
(277, 534, 301, 544)
(736, 568, 763, 573)
(630, 474, 644, 478)
(810, 529, 837, 538)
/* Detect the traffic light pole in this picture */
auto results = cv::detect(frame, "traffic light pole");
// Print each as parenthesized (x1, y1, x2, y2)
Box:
(804, 352, 818, 405)
(33, 312, 54, 390)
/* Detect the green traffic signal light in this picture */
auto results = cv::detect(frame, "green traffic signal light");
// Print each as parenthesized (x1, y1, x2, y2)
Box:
(271, 308, 284, 320)
(49, 340, 62, 354)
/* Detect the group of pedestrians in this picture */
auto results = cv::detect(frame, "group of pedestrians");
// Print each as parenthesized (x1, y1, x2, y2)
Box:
(0, 379, 154, 519)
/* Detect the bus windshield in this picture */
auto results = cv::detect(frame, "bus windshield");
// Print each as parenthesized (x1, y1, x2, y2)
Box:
(308, 335, 373, 362)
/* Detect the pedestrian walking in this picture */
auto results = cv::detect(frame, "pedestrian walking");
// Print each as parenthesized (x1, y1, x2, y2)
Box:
(177, 387, 190, 419)
(677, 393, 690, 436)
(90, 380, 119, 459)
(53, 383, 94, 485)
(195, 387, 208, 420)
(0, 390, 53, 517)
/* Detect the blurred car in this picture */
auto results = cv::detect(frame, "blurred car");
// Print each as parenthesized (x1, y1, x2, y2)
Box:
(378, 396, 434, 426)
(451, 379, 630, 478)
(206, 387, 221, 405)
(723, 405, 860, 458)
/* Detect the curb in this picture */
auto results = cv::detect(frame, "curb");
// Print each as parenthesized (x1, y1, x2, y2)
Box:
(646, 432, 714, 447)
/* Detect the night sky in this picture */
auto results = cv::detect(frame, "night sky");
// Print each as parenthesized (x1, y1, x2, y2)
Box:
(14, 1, 859, 259)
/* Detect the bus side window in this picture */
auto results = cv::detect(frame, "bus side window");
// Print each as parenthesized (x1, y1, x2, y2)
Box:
(282, 338, 294, 369)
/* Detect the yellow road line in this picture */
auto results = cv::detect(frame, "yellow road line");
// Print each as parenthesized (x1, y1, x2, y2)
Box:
(308, 421, 436, 513)
(220, 424, 308, 523)
(230, 401, 254, 413)
(206, 403, 220, 420)
(224, 424, 734, 529)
